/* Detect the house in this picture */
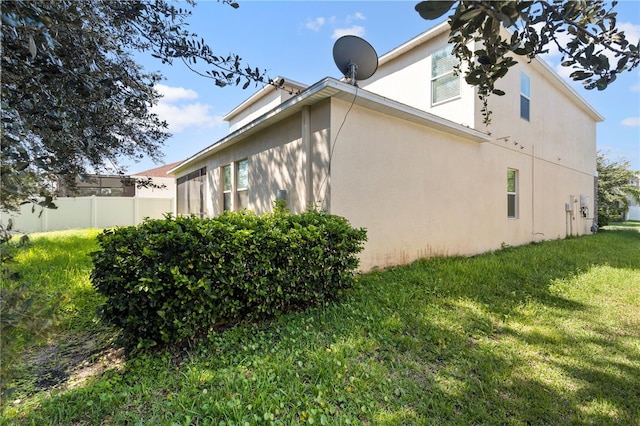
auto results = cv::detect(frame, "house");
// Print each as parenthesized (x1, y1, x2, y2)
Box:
(3, 164, 178, 233)
(624, 174, 640, 221)
(132, 161, 180, 199)
(169, 22, 603, 271)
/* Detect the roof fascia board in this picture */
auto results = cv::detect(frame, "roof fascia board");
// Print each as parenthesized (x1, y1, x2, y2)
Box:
(377, 21, 450, 66)
(325, 79, 490, 143)
(170, 78, 490, 175)
(222, 77, 308, 121)
(530, 56, 604, 122)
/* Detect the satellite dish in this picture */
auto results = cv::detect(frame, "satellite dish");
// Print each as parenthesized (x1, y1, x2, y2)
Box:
(333, 35, 378, 86)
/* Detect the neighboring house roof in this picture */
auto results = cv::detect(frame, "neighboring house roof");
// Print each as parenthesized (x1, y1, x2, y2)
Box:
(133, 161, 183, 177)
(169, 77, 491, 175)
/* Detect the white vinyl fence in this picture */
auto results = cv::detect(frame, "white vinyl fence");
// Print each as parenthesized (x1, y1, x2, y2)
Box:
(627, 206, 640, 221)
(1, 196, 175, 234)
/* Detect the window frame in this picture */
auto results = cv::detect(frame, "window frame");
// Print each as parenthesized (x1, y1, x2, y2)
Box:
(507, 168, 519, 219)
(520, 72, 531, 121)
(235, 159, 249, 210)
(221, 164, 232, 212)
(220, 159, 249, 212)
(431, 45, 461, 106)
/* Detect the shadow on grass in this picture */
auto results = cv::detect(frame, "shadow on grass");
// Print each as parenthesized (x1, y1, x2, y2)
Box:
(4, 230, 639, 424)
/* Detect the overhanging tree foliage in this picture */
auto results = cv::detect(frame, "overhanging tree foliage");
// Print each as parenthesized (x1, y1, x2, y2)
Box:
(415, 0, 640, 123)
(1, 0, 267, 212)
(596, 152, 640, 225)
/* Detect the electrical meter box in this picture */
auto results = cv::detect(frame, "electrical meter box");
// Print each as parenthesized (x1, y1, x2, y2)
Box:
(580, 194, 589, 208)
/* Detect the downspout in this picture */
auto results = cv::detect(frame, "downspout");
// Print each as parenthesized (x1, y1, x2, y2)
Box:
(302, 106, 313, 207)
(531, 145, 544, 238)
(532, 145, 535, 236)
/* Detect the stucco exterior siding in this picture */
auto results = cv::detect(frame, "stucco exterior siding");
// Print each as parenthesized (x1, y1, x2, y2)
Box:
(328, 97, 594, 271)
(180, 101, 332, 217)
(479, 59, 598, 176)
(328, 98, 492, 269)
(171, 23, 601, 272)
(363, 31, 476, 128)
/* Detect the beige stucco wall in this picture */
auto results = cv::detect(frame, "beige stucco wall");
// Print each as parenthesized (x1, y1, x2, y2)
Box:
(227, 89, 300, 133)
(328, 97, 596, 271)
(478, 59, 598, 176)
(181, 101, 332, 217)
(362, 31, 476, 128)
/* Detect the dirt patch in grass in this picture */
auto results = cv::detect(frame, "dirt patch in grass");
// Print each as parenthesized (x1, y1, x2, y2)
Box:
(24, 331, 124, 394)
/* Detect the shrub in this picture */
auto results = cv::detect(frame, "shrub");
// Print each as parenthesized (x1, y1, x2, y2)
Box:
(91, 209, 367, 349)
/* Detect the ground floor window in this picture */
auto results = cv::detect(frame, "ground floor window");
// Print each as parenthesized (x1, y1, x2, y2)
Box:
(236, 159, 248, 210)
(507, 168, 518, 219)
(177, 167, 206, 217)
(221, 159, 249, 212)
(222, 164, 232, 211)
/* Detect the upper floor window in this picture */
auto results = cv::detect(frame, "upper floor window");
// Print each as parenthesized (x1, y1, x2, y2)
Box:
(431, 45, 460, 105)
(507, 169, 518, 219)
(520, 72, 530, 121)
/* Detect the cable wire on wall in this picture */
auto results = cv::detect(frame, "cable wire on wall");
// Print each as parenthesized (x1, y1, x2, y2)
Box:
(317, 86, 359, 207)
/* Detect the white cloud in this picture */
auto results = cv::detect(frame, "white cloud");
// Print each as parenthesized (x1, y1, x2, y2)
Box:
(347, 12, 365, 23)
(305, 17, 325, 32)
(620, 117, 640, 127)
(541, 21, 640, 80)
(152, 84, 222, 133)
(618, 22, 640, 46)
(155, 83, 198, 102)
(332, 25, 365, 40)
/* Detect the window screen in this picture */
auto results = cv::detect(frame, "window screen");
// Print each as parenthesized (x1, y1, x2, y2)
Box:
(507, 169, 518, 218)
(431, 46, 460, 104)
(520, 72, 530, 121)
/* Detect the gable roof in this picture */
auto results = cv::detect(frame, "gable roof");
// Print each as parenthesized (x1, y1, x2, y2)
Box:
(170, 77, 491, 175)
(133, 161, 183, 177)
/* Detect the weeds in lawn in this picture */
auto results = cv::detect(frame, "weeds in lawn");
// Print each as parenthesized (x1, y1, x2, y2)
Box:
(1, 228, 639, 425)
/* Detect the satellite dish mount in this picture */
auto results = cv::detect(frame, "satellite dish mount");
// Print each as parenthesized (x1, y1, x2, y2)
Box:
(333, 35, 378, 87)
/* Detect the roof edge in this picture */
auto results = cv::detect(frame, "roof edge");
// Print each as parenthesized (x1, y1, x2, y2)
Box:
(377, 21, 449, 66)
(530, 57, 604, 122)
(170, 78, 491, 175)
(222, 76, 308, 122)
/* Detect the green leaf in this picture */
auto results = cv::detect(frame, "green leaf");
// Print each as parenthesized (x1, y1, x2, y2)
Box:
(415, 1, 456, 20)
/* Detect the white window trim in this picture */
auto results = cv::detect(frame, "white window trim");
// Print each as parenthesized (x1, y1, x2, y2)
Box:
(236, 159, 248, 210)
(221, 164, 233, 212)
(520, 72, 531, 121)
(221, 159, 249, 212)
(507, 168, 519, 219)
(431, 46, 461, 106)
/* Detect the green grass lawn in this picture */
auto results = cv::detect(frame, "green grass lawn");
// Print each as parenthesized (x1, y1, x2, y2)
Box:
(1, 228, 639, 425)
(605, 220, 640, 230)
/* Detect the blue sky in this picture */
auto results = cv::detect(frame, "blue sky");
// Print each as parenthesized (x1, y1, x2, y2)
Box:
(129, 0, 640, 174)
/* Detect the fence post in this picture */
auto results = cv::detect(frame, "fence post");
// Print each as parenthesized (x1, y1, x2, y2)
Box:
(91, 196, 97, 228)
(42, 204, 48, 232)
(134, 196, 139, 225)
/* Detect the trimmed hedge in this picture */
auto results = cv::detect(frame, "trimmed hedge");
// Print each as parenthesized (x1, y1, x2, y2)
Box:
(91, 209, 367, 349)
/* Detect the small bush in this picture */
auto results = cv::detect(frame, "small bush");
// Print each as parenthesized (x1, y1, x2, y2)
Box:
(91, 209, 367, 349)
